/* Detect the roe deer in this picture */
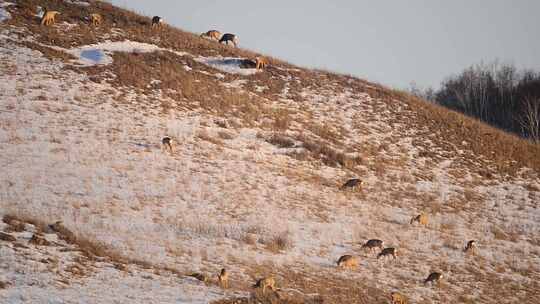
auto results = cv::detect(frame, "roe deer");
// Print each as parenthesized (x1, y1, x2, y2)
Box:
(464, 240, 477, 254)
(217, 268, 229, 288)
(377, 247, 397, 260)
(337, 255, 358, 270)
(219, 33, 239, 47)
(424, 272, 443, 285)
(361, 239, 384, 252)
(340, 178, 363, 191)
(41, 10, 60, 26)
(253, 276, 275, 294)
(151, 16, 163, 28)
(255, 57, 268, 70)
(90, 13, 102, 26)
(390, 291, 407, 304)
(162, 136, 173, 153)
(201, 30, 221, 41)
(410, 213, 428, 226)
(189, 272, 209, 283)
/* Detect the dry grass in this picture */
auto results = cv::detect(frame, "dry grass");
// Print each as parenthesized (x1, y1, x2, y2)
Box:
(296, 135, 362, 169)
(1, 213, 154, 270)
(12, 0, 538, 180)
(263, 231, 294, 253)
(383, 89, 540, 176)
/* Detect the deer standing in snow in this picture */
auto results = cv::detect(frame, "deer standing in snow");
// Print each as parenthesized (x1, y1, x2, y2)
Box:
(40, 10, 60, 26)
(217, 268, 229, 288)
(340, 178, 363, 191)
(253, 276, 276, 294)
(377, 247, 398, 260)
(410, 213, 428, 226)
(162, 136, 173, 153)
(361, 239, 384, 253)
(424, 272, 443, 286)
(337, 255, 358, 270)
(464, 240, 477, 254)
(219, 33, 239, 47)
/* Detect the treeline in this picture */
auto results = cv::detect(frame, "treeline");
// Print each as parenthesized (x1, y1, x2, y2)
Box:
(410, 62, 540, 142)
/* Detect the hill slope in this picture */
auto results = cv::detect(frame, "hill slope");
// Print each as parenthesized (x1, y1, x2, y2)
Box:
(1, 1, 539, 303)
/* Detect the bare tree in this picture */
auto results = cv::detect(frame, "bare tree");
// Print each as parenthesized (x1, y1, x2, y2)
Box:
(520, 96, 540, 142)
(433, 61, 540, 141)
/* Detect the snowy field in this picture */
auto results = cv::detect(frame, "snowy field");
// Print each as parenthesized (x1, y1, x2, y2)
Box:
(1, 2, 540, 303)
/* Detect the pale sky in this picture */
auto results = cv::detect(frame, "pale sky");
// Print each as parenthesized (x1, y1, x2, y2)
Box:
(110, 0, 540, 89)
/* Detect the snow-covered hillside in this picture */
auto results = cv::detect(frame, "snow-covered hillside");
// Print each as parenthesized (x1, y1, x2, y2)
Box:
(1, 1, 539, 303)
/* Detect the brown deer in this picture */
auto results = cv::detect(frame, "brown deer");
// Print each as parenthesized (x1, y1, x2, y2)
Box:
(219, 33, 239, 47)
(255, 57, 268, 70)
(377, 247, 397, 260)
(90, 13, 102, 26)
(217, 268, 229, 289)
(337, 255, 358, 270)
(340, 178, 363, 191)
(390, 291, 407, 304)
(361, 239, 384, 253)
(162, 136, 173, 153)
(253, 276, 276, 294)
(200, 30, 221, 41)
(151, 16, 163, 28)
(40, 10, 61, 26)
(464, 240, 477, 254)
(410, 213, 428, 226)
(424, 272, 443, 285)
(189, 272, 209, 283)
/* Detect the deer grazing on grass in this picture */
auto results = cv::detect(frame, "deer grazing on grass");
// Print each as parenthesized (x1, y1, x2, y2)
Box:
(90, 13, 102, 26)
(162, 136, 173, 153)
(377, 247, 397, 260)
(424, 272, 443, 285)
(361, 239, 384, 253)
(189, 272, 209, 283)
(151, 16, 163, 28)
(410, 213, 428, 226)
(219, 33, 239, 47)
(337, 255, 358, 270)
(340, 178, 363, 191)
(200, 30, 221, 41)
(255, 57, 268, 70)
(390, 291, 407, 304)
(40, 10, 60, 26)
(253, 276, 276, 294)
(217, 268, 229, 289)
(464, 240, 477, 254)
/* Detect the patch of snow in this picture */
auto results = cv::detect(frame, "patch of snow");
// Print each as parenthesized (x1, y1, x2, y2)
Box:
(66, 41, 163, 66)
(183, 65, 192, 71)
(64, 0, 90, 6)
(64, 40, 188, 67)
(35, 6, 44, 18)
(222, 79, 248, 89)
(0, 2, 13, 23)
(195, 56, 259, 75)
(254, 85, 268, 92)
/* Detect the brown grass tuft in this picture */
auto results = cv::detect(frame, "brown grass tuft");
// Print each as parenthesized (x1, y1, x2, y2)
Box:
(264, 231, 293, 253)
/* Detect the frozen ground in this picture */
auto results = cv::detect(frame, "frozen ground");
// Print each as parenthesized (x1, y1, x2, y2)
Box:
(194, 57, 259, 76)
(0, 221, 232, 304)
(0, 1, 12, 23)
(1, 2, 539, 303)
